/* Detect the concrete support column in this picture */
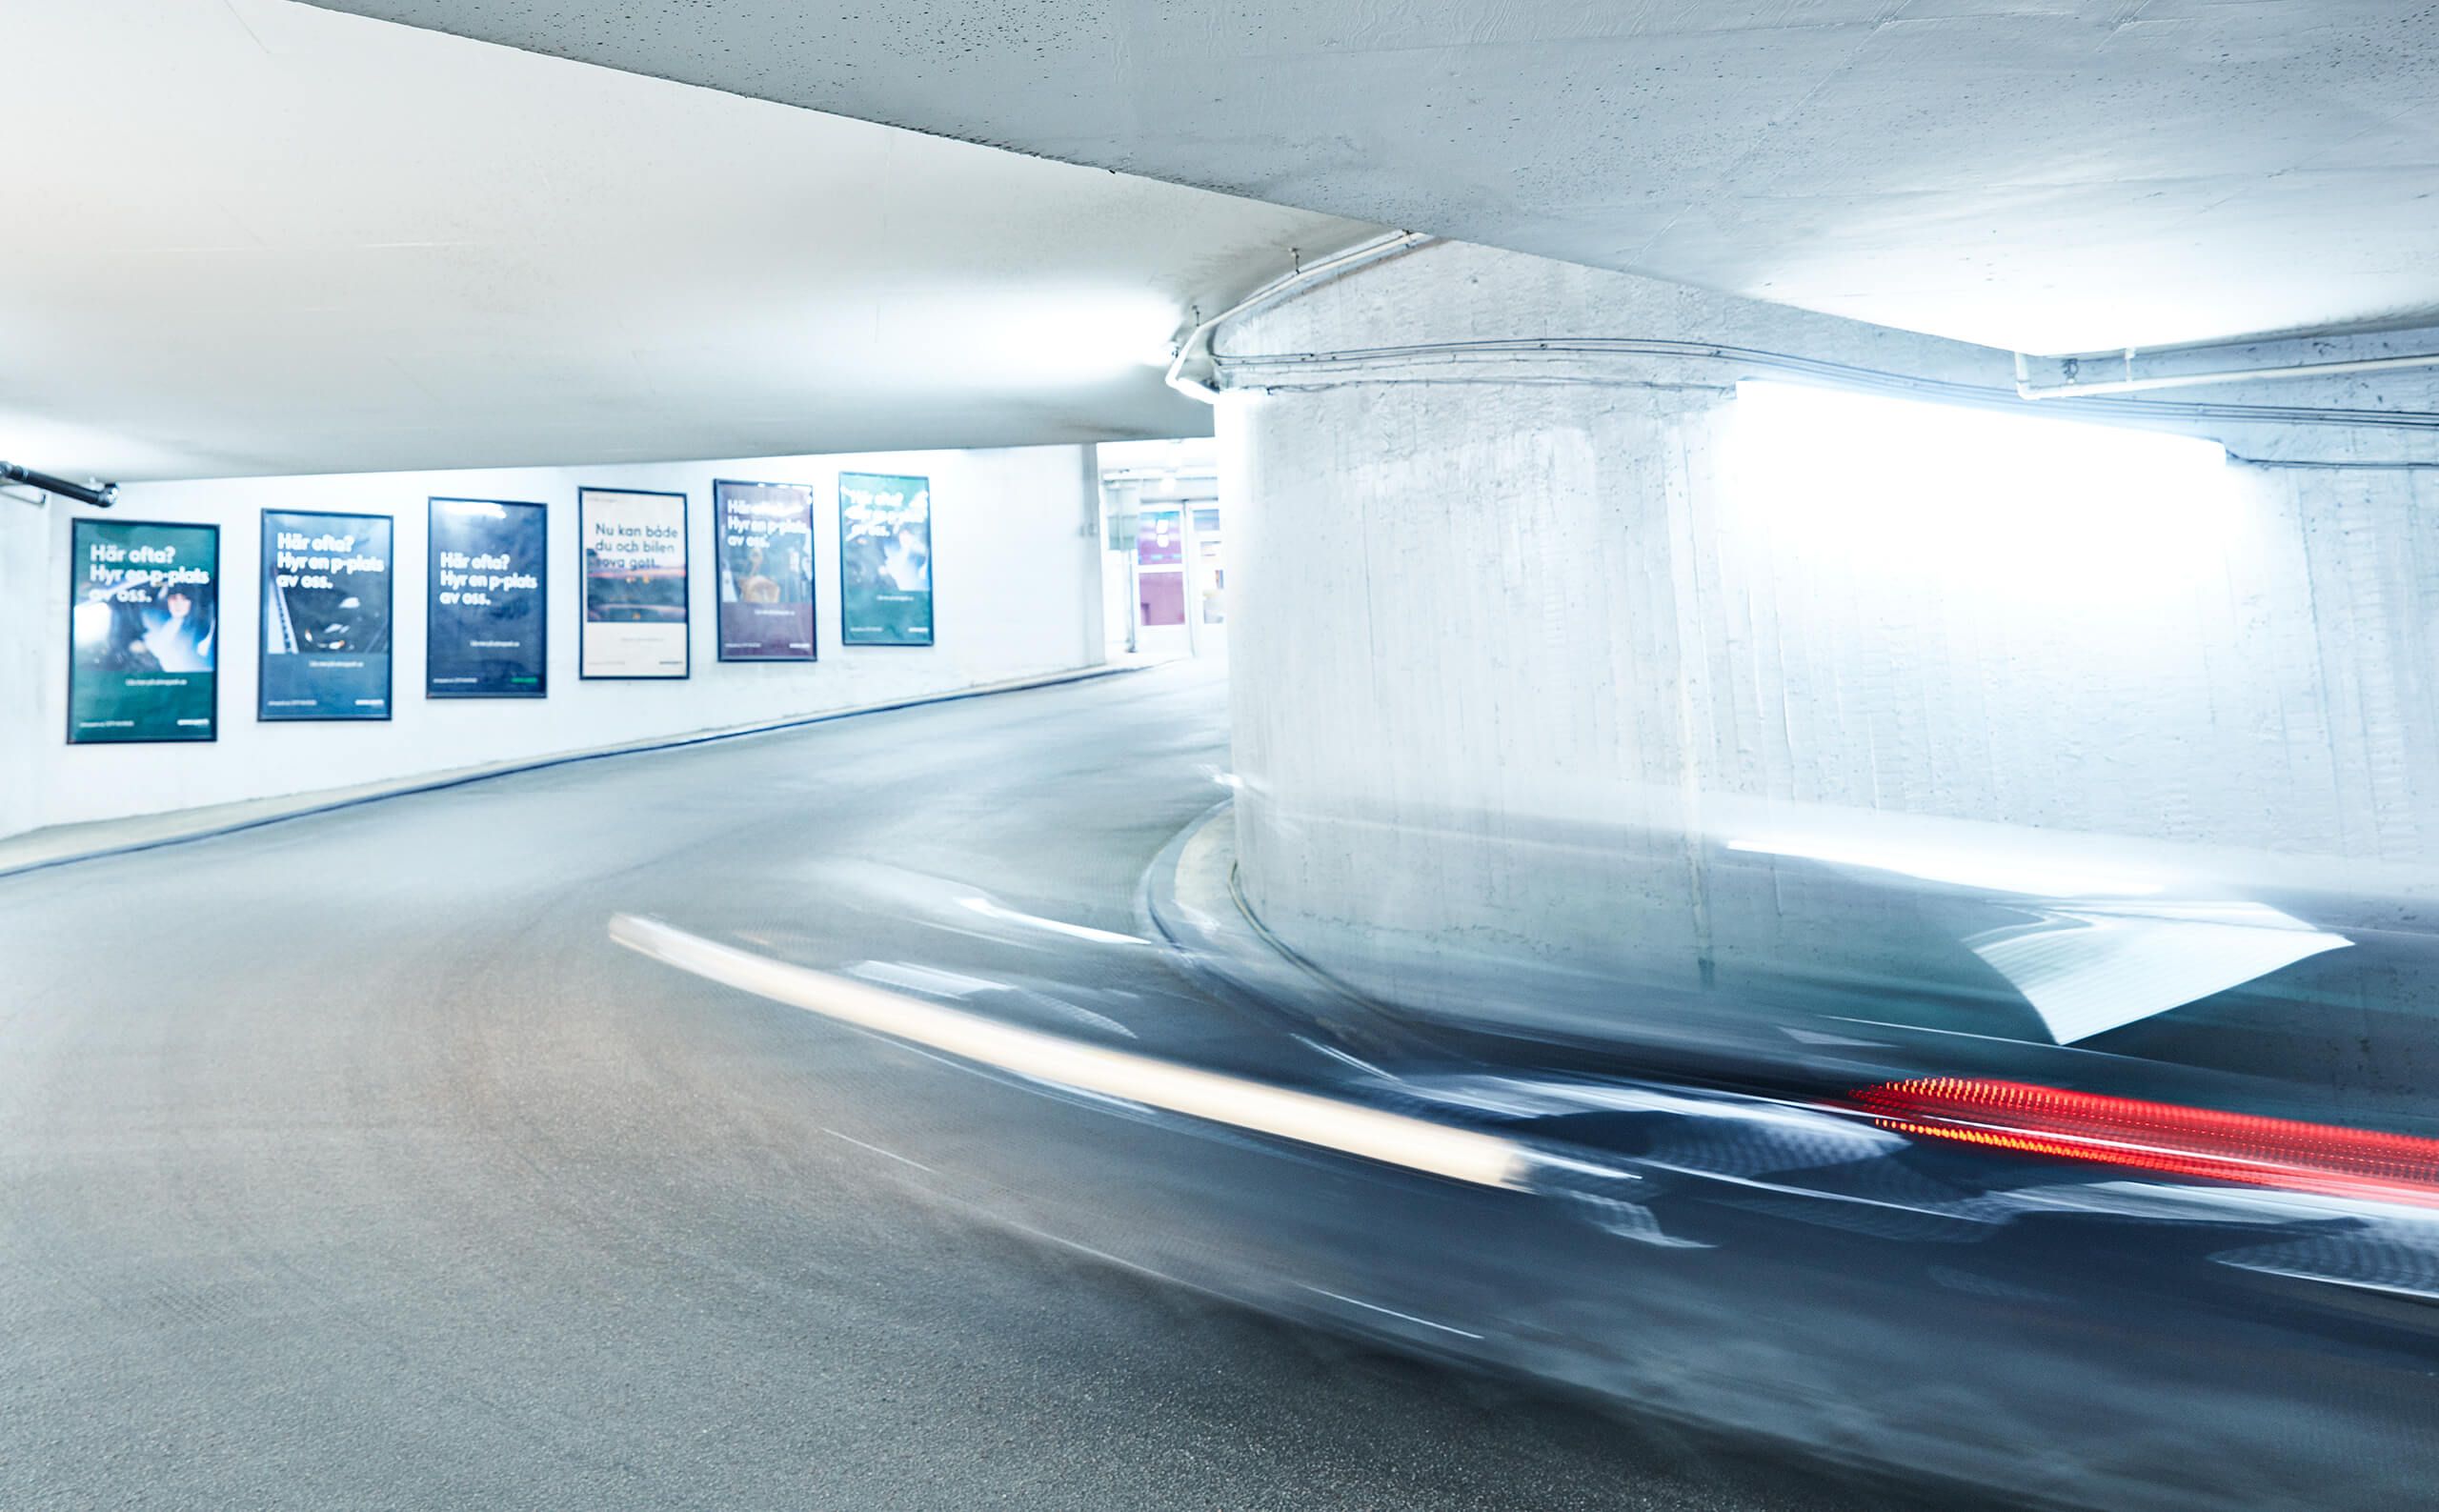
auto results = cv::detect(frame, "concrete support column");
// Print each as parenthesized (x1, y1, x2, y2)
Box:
(1216, 238, 2439, 1033)
(1224, 370, 1729, 1012)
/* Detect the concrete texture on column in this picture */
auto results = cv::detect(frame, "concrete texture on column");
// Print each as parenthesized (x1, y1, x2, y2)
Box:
(1218, 239, 2439, 1030)
(1226, 372, 1727, 1008)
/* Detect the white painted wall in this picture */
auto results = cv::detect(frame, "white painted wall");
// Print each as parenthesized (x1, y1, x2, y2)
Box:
(1220, 240, 2439, 1027)
(17, 443, 1103, 837)
(0, 498, 47, 839)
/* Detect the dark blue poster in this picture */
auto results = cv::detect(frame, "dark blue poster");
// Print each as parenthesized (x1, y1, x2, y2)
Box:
(714, 478, 816, 661)
(260, 509, 393, 721)
(427, 497, 547, 698)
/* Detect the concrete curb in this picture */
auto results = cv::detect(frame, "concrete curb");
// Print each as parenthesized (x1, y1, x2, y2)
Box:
(1136, 798, 1432, 1057)
(0, 661, 1152, 882)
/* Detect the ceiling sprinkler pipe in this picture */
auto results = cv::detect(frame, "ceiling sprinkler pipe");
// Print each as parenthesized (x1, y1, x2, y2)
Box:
(2015, 345, 2439, 399)
(1, 461, 116, 508)
(1166, 230, 1435, 404)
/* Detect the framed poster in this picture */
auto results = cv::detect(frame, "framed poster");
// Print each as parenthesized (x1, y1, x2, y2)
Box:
(427, 496, 547, 698)
(713, 478, 816, 661)
(578, 488, 690, 679)
(259, 509, 393, 721)
(68, 517, 220, 744)
(837, 471, 933, 647)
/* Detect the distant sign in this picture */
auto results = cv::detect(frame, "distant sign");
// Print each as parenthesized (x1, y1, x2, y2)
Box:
(1137, 507, 1182, 566)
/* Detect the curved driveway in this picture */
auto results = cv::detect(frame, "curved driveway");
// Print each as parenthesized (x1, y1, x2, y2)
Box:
(3, 663, 1887, 1511)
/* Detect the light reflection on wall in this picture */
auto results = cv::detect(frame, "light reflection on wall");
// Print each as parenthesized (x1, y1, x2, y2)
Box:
(1725, 380, 2233, 606)
(1711, 380, 2308, 851)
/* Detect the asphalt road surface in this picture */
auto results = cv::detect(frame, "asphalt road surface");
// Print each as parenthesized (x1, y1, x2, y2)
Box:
(4, 662, 1925, 1511)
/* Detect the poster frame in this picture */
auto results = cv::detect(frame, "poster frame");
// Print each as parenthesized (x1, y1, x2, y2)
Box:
(576, 485, 692, 682)
(66, 515, 222, 746)
(711, 476, 818, 664)
(425, 495, 550, 700)
(836, 470, 936, 650)
(256, 507, 395, 724)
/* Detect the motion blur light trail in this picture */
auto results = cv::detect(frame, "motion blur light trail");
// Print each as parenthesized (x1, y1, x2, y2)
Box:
(609, 913, 1533, 1189)
(605, 866, 2439, 1512)
(14, 663, 2439, 1512)
(1855, 1078, 2439, 1206)
(22, 664, 1836, 1512)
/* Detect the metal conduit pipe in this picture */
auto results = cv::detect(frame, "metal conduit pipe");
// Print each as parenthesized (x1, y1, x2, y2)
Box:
(1180, 243, 2439, 442)
(1164, 230, 1435, 403)
(2013, 347, 2439, 400)
(1207, 337, 2439, 433)
(1, 461, 116, 508)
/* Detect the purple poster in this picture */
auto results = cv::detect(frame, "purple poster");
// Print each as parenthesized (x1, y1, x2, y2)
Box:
(1137, 506, 1183, 567)
(714, 479, 816, 661)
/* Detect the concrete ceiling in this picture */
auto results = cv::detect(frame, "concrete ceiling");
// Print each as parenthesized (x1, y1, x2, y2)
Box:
(0, 0, 1368, 481)
(311, 0, 2439, 359)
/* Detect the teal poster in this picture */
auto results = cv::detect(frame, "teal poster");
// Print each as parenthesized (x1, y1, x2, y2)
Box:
(69, 518, 220, 743)
(837, 472, 933, 646)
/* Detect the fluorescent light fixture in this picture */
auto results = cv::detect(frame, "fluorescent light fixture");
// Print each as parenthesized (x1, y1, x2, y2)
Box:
(1726, 380, 2231, 605)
